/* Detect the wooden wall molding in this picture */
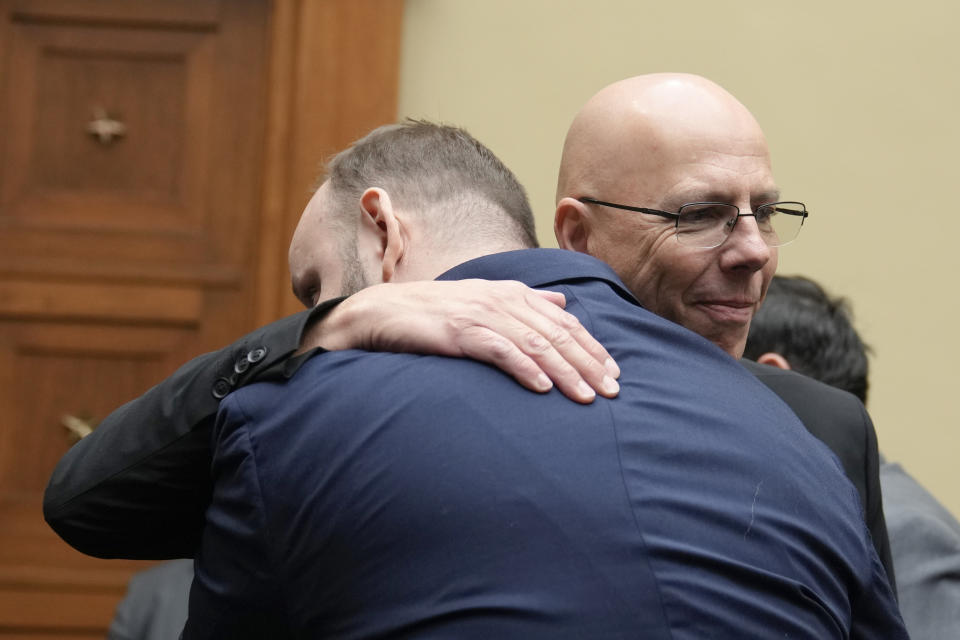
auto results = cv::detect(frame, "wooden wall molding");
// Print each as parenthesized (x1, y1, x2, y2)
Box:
(0, 1, 404, 635)
(254, 0, 404, 325)
(11, 0, 221, 29)
(0, 280, 203, 324)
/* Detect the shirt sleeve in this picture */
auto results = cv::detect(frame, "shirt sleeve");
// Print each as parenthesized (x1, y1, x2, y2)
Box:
(43, 298, 343, 559)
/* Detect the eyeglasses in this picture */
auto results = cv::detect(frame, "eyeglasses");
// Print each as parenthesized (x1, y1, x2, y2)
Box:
(578, 198, 808, 249)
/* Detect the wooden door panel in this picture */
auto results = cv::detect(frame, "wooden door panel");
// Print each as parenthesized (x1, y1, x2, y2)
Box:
(0, 280, 204, 324)
(0, 321, 181, 633)
(0, 588, 121, 637)
(0, 320, 189, 492)
(0, 0, 403, 635)
(0, 497, 152, 637)
(14, 25, 211, 211)
(0, 0, 265, 636)
(0, 4, 223, 265)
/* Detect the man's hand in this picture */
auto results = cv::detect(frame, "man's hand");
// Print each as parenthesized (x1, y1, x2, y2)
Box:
(301, 280, 620, 403)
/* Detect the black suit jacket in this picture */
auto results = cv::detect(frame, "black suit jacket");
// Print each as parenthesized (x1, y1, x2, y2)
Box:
(43, 295, 896, 589)
(742, 359, 895, 590)
(43, 297, 344, 560)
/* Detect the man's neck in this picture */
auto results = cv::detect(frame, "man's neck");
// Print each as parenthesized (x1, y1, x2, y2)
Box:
(398, 242, 531, 283)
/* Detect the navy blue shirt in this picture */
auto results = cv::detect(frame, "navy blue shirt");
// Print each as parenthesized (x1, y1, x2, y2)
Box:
(186, 249, 905, 639)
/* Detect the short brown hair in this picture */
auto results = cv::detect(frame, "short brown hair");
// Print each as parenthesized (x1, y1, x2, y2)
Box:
(322, 119, 538, 249)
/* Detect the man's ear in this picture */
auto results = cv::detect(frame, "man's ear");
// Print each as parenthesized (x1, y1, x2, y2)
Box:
(359, 187, 404, 282)
(756, 352, 791, 370)
(554, 197, 592, 253)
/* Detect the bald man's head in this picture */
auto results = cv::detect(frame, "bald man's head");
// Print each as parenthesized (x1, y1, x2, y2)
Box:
(555, 73, 782, 357)
(556, 73, 771, 205)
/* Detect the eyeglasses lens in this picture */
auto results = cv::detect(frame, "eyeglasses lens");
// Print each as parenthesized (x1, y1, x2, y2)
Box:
(676, 203, 805, 248)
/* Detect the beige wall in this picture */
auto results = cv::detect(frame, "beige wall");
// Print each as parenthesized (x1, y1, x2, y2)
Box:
(398, 0, 960, 517)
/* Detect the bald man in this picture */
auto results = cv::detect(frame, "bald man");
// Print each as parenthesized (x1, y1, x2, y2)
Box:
(554, 73, 893, 583)
(556, 73, 779, 355)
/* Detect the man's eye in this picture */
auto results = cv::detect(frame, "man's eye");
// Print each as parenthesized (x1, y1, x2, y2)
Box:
(682, 205, 728, 224)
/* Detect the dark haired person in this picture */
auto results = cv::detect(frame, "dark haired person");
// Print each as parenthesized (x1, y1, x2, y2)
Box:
(743, 275, 870, 400)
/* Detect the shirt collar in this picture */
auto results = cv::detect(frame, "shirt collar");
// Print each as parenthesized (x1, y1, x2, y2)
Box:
(437, 249, 640, 306)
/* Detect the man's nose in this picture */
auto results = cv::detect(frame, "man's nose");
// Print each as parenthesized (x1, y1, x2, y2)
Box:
(720, 215, 772, 271)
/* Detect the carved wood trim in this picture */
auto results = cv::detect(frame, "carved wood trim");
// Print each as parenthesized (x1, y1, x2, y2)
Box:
(254, 0, 404, 325)
(11, 0, 221, 30)
(0, 280, 203, 324)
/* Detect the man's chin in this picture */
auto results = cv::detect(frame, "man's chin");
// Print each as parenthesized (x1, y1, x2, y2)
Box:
(683, 310, 750, 358)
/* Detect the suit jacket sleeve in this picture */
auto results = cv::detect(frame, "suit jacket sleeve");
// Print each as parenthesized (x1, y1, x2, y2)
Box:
(881, 461, 960, 637)
(107, 559, 193, 640)
(43, 298, 343, 560)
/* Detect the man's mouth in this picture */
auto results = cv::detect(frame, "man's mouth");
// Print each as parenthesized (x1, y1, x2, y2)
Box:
(696, 300, 755, 323)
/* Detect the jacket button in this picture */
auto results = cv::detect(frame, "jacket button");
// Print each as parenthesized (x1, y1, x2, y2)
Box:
(234, 357, 250, 374)
(212, 377, 232, 399)
(246, 347, 267, 363)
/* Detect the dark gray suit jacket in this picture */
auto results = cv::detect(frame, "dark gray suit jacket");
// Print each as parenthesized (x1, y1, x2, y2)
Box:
(108, 559, 192, 640)
(882, 460, 960, 639)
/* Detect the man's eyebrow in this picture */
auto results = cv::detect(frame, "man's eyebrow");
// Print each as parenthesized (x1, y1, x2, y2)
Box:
(663, 187, 782, 210)
(757, 189, 782, 203)
(663, 192, 738, 206)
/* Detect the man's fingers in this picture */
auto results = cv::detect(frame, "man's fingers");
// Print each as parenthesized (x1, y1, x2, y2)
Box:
(453, 282, 619, 403)
(531, 288, 567, 308)
(550, 301, 620, 379)
(519, 291, 620, 398)
(458, 327, 601, 404)
(332, 279, 620, 404)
